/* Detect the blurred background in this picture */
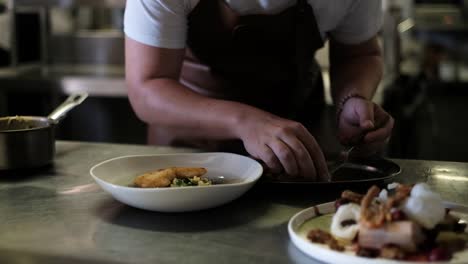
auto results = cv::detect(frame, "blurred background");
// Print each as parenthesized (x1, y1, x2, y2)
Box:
(0, 0, 468, 162)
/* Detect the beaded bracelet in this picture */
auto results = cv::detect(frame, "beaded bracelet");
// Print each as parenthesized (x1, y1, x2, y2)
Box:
(335, 93, 367, 124)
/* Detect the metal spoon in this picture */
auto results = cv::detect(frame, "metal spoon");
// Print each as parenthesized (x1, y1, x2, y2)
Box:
(329, 146, 383, 176)
(329, 146, 356, 175)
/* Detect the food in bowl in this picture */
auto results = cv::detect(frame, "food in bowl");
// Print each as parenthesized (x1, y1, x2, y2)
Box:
(307, 183, 468, 261)
(134, 167, 211, 188)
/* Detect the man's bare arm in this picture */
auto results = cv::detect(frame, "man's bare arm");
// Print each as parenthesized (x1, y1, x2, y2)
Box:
(125, 37, 247, 140)
(329, 36, 383, 104)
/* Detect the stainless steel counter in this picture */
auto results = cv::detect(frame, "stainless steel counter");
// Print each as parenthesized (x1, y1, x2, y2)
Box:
(0, 141, 467, 264)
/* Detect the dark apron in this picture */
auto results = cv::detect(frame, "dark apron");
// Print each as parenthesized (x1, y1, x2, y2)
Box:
(148, 0, 326, 152)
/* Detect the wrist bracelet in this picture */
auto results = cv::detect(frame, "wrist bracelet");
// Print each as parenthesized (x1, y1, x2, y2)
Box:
(335, 93, 367, 124)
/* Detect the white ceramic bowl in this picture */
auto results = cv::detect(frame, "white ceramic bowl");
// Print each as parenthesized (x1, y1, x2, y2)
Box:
(90, 152, 263, 212)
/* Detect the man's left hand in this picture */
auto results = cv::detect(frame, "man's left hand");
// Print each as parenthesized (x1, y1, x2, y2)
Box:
(336, 96, 394, 157)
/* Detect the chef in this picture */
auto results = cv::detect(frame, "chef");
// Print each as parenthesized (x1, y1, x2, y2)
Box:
(124, 0, 394, 181)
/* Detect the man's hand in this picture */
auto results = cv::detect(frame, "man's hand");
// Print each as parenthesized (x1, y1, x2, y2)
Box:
(336, 97, 394, 157)
(236, 110, 329, 181)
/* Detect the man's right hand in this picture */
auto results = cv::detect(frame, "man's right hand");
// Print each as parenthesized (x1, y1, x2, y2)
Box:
(236, 110, 329, 181)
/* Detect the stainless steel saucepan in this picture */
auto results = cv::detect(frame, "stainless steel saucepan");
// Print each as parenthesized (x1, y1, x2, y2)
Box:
(0, 93, 88, 170)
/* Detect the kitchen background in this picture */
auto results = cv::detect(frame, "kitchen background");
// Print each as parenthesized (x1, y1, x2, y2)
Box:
(0, 0, 467, 162)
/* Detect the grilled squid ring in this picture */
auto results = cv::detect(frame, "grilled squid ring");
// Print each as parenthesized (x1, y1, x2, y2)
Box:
(331, 203, 361, 241)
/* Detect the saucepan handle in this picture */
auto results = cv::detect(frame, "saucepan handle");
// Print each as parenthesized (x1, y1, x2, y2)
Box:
(48, 93, 89, 124)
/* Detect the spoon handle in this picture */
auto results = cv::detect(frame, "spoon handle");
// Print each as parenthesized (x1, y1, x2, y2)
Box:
(328, 146, 356, 175)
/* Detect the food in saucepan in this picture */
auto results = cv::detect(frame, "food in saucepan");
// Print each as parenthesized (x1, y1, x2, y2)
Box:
(134, 167, 212, 188)
(1, 116, 36, 131)
(307, 183, 468, 261)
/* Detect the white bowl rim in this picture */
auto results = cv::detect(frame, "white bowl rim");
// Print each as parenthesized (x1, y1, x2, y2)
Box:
(89, 152, 264, 192)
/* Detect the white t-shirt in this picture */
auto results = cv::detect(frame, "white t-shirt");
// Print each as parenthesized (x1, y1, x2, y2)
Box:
(124, 0, 382, 49)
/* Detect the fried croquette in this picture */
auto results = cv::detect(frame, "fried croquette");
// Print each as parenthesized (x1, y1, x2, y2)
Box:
(134, 167, 208, 188)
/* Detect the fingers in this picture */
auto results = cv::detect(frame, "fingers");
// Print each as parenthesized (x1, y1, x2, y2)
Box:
(293, 125, 330, 181)
(340, 100, 394, 147)
(364, 105, 394, 144)
(360, 120, 374, 131)
(355, 104, 394, 157)
(267, 122, 329, 181)
(342, 97, 374, 127)
(242, 114, 328, 181)
(257, 144, 282, 174)
(267, 139, 299, 177)
(357, 100, 375, 130)
(339, 100, 373, 145)
(279, 135, 317, 181)
(363, 117, 393, 144)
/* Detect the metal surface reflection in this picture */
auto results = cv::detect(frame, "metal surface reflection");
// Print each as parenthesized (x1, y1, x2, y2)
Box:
(58, 183, 100, 195)
(433, 174, 468, 182)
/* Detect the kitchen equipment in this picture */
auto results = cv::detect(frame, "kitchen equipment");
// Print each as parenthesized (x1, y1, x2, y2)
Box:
(0, 93, 88, 170)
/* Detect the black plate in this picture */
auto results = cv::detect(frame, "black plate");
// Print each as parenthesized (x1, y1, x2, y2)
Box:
(260, 157, 401, 186)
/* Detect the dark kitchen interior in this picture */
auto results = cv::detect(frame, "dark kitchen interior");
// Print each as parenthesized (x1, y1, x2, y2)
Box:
(1, 0, 468, 161)
(1, 1, 468, 264)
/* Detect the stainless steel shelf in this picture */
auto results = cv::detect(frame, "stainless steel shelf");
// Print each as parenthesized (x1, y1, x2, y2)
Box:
(0, 64, 126, 97)
(14, 0, 126, 8)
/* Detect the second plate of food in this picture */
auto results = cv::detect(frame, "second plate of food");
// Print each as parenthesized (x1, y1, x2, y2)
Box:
(288, 186, 468, 264)
(90, 153, 263, 212)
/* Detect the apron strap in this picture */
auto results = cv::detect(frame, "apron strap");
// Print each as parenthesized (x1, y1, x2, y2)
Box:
(295, 0, 313, 111)
(293, 0, 326, 122)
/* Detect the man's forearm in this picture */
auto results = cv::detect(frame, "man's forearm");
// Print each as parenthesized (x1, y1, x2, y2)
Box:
(125, 37, 264, 142)
(127, 77, 255, 140)
(329, 37, 383, 106)
(331, 54, 383, 104)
